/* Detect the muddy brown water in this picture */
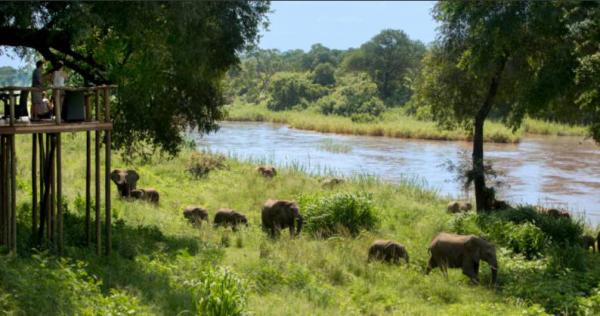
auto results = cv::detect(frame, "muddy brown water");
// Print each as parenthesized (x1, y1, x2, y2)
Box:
(191, 121, 600, 225)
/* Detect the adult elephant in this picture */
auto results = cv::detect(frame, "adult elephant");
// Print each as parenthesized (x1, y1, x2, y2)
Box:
(261, 199, 303, 238)
(110, 169, 139, 197)
(426, 232, 498, 285)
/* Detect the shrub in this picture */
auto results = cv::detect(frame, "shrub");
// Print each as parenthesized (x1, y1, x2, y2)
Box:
(299, 192, 379, 237)
(311, 63, 336, 87)
(266, 72, 327, 111)
(190, 267, 248, 316)
(187, 151, 227, 178)
(317, 74, 385, 117)
(505, 222, 547, 259)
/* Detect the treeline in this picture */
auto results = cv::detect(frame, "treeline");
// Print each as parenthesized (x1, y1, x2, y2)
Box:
(0, 66, 32, 87)
(226, 29, 426, 122)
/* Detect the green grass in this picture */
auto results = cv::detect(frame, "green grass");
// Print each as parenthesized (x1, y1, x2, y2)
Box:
(2, 133, 600, 315)
(226, 103, 591, 143)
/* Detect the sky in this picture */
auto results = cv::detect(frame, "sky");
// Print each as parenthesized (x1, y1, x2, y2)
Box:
(259, 1, 438, 51)
(0, 1, 438, 68)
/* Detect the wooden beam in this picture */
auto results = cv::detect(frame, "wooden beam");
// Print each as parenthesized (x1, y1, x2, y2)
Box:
(0, 122, 113, 135)
(10, 135, 16, 254)
(57, 133, 63, 254)
(32, 134, 37, 239)
(105, 130, 111, 255)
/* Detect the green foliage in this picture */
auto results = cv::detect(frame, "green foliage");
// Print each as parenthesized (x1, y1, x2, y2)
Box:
(341, 29, 426, 104)
(266, 72, 327, 111)
(299, 192, 379, 237)
(317, 74, 385, 117)
(0, 2, 270, 155)
(311, 63, 336, 87)
(189, 267, 248, 316)
(186, 151, 227, 178)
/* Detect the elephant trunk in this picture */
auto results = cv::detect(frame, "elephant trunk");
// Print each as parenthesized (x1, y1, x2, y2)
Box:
(489, 257, 498, 285)
(295, 214, 303, 235)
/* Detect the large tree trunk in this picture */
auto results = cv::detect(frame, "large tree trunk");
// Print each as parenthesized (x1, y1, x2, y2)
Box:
(473, 58, 507, 212)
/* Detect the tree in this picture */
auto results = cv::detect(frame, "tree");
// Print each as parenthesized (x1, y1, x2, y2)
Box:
(415, 2, 576, 211)
(317, 74, 385, 118)
(341, 29, 425, 104)
(266, 72, 326, 111)
(311, 63, 336, 87)
(0, 1, 269, 155)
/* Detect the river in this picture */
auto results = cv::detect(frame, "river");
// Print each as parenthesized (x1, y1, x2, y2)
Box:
(191, 121, 600, 225)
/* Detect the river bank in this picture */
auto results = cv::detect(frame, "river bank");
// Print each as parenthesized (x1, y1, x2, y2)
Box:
(226, 103, 589, 144)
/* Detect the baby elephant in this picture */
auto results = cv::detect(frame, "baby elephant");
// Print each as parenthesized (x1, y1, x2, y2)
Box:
(183, 206, 209, 225)
(426, 232, 498, 285)
(131, 188, 159, 204)
(447, 201, 472, 213)
(110, 169, 139, 197)
(261, 199, 303, 238)
(582, 235, 596, 253)
(368, 240, 409, 264)
(213, 208, 248, 230)
(256, 165, 277, 178)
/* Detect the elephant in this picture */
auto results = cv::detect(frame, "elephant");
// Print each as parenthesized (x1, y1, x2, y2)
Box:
(213, 208, 248, 230)
(131, 188, 159, 204)
(183, 206, 209, 225)
(261, 199, 303, 238)
(582, 235, 596, 253)
(447, 201, 472, 213)
(368, 240, 409, 264)
(110, 169, 139, 197)
(256, 166, 277, 178)
(546, 208, 570, 219)
(321, 177, 344, 188)
(426, 232, 498, 285)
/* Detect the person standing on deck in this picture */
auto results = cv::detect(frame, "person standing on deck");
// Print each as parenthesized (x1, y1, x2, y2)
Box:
(31, 60, 49, 120)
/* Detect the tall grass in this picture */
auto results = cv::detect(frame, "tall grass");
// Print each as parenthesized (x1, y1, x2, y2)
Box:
(226, 103, 522, 143)
(2, 133, 599, 315)
(226, 103, 592, 143)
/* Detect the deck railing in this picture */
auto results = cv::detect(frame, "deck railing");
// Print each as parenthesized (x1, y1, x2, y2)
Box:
(0, 85, 117, 126)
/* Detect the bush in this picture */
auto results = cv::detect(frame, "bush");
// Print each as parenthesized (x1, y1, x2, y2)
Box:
(317, 74, 385, 117)
(187, 151, 227, 178)
(266, 72, 327, 111)
(299, 192, 379, 237)
(190, 267, 248, 316)
(311, 63, 336, 87)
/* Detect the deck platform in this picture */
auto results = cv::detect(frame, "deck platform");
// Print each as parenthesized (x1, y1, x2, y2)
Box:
(0, 121, 112, 134)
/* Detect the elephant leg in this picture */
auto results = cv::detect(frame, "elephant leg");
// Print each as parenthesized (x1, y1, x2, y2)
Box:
(288, 219, 296, 238)
(462, 259, 478, 284)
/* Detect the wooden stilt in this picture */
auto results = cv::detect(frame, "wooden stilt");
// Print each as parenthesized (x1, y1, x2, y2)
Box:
(95, 130, 101, 255)
(32, 134, 37, 239)
(38, 134, 44, 242)
(10, 135, 17, 254)
(0, 136, 5, 246)
(57, 133, 63, 254)
(50, 135, 56, 243)
(104, 87, 112, 256)
(85, 94, 92, 246)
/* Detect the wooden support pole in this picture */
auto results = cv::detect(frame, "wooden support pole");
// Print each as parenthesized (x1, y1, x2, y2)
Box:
(50, 135, 56, 243)
(86, 131, 91, 246)
(0, 136, 5, 246)
(86, 88, 92, 246)
(56, 133, 63, 254)
(32, 134, 37, 239)
(95, 129, 101, 255)
(105, 130, 111, 255)
(10, 135, 16, 254)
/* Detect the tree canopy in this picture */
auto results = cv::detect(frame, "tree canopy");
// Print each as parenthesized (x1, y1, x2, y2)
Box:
(0, 1, 269, 155)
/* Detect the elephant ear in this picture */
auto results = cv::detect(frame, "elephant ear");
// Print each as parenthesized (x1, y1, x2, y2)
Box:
(126, 170, 140, 185)
(465, 237, 481, 262)
(110, 170, 122, 184)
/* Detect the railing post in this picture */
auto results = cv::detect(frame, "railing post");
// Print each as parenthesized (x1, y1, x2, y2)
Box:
(54, 89, 61, 125)
(9, 91, 15, 126)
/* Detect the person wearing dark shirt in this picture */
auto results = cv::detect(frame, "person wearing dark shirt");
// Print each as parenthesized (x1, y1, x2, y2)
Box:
(31, 60, 51, 119)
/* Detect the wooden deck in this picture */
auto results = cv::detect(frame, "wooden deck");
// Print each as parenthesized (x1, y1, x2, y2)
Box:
(0, 121, 112, 134)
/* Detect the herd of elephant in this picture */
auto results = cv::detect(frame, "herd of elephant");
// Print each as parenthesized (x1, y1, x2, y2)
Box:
(111, 166, 501, 285)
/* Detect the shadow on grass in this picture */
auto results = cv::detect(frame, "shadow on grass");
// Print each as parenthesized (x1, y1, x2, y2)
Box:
(1, 210, 223, 315)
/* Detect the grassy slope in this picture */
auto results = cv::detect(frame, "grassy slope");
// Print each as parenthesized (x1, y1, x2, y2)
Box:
(226, 103, 589, 143)
(1, 133, 598, 315)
